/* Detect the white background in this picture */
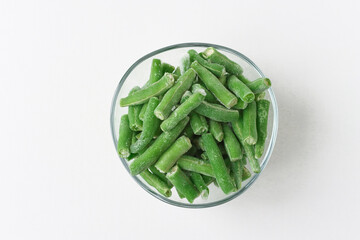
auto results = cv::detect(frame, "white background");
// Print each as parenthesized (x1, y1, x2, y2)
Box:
(1, 0, 360, 239)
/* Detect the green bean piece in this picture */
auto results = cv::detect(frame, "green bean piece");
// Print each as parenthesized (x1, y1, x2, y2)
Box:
(153, 127, 162, 139)
(255, 99, 270, 159)
(227, 75, 255, 103)
(255, 92, 266, 101)
(154, 69, 196, 120)
(180, 90, 192, 104)
(191, 83, 217, 103)
(232, 98, 248, 110)
(180, 54, 191, 75)
(237, 74, 252, 85)
(223, 124, 243, 162)
(243, 101, 258, 145)
(129, 117, 189, 175)
(202, 47, 243, 76)
(155, 136, 192, 173)
(242, 166, 252, 181)
(140, 169, 172, 197)
(117, 114, 132, 158)
(120, 73, 175, 107)
(232, 116, 261, 173)
(176, 188, 186, 199)
(201, 133, 236, 194)
(195, 101, 239, 122)
(161, 91, 205, 132)
(173, 66, 181, 76)
(188, 49, 226, 78)
(209, 120, 224, 142)
(189, 172, 209, 199)
(149, 165, 173, 188)
(201, 152, 208, 161)
(161, 62, 175, 74)
(144, 59, 162, 87)
(202, 175, 215, 186)
(191, 61, 238, 109)
(138, 102, 148, 121)
(177, 155, 214, 177)
(218, 74, 227, 85)
(247, 77, 272, 94)
(166, 165, 199, 203)
(190, 112, 208, 135)
(183, 124, 194, 138)
(127, 87, 143, 131)
(230, 160, 243, 190)
(130, 97, 161, 153)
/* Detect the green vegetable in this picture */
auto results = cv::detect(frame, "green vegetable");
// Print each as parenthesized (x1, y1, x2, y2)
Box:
(227, 75, 255, 103)
(242, 101, 258, 145)
(130, 97, 161, 153)
(138, 102, 148, 121)
(191, 83, 218, 103)
(190, 112, 208, 135)
(140, 169, 172, 197)
(201, 133, 235, 194)
(117, 114, 132, 158)
(191, 61, 238, 109)
(183, 124, 194, 138)
(230, 160, 243, 190)
(128, 86, 143, 131)
(154, 69, 196, 120)
(223, 124, 243, 162)
(255, 92, 266, 101)
(144, 59, 162, 87)
(155, 136, 192, 173)
(242, 166, 252, 181)
(209, 120, 224, 142)
(232, 98, 248, 110)
(202, 47, 243, 76)
(149, 165, 173, 188)
(166, 165, 199, 203)
(255, 99, 270, 159)
(195, 101, 239, 122)
(120, 73, 175, 107)
(188, 49, 225, 78)
(160, 91, 205, 132)
(247, 77, 272, 94)
(177, 155, 214, 177)
(129, 117, 189, 175)
(189, 172, 209, 199)
(161, 62, 175, 74)
(180, 54, 191, 75)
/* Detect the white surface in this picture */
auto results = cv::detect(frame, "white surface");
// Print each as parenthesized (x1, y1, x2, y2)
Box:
(1, 0, 359, 239)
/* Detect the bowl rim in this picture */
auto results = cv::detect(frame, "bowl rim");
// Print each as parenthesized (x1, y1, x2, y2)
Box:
(110, 42, 278, 208)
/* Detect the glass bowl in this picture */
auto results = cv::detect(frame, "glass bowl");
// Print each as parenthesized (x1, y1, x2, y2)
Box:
(110, 43, 278, 208)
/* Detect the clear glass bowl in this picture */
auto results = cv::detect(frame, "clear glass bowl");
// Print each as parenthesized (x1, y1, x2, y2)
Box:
(110, 43, 278, 208)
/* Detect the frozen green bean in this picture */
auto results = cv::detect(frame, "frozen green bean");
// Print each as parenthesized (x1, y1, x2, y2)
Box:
(138, 102, 148, 121)
(191, 61, 238, 109)
(247, 77, 272, 94)
(242, 166, 251, 181)
(144, 59, 162, 87)
(166, 165, 199, 203)
(237, 74, 252, 85)
(154, 69, 196, 120)
(202, 175, 215, 186)
(190, 112, 208, 135)
(243, 101, 258, 145)
(255, 92, 266, 101)
(188, 49, 225, 78)
(192, 83, 218, 103)
(209, 120, 224, 142)
(223, 124, 243, 162)
(255, 99, 270, 159)
(173, 66, 181, 76)
(189, 172, 209, 199)
(149, 165, 173, 188)
(140, 169, 172, 197)
(202, 47, 243, 76)
(155, 136, 192, 173)
(128, 87, 143, 131)
(218, 74, 227, 85)
(195, 101, 239, 122)
(181, 54, 191, 75)
(201, 133, 235, 194)
(161, 62, 175, 74)
(177, 155, 214, 177)
(176, 188, 186, 199)
(161, 91, 205, 132)
(120, 73, 175, 107)
(117, 114, 132, 158)
(232, 116, 260, 173)
(130, 97, 161, 153)
(232, 98, 248, 110)
(180, 90, 192, 104)
(227, 75, 255, 103)
(129, 117, 189, 175)
(230, 160, 243, 190)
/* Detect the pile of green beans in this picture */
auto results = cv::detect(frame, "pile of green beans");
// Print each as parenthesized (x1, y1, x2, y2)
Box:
(117, 48, 272, 203)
